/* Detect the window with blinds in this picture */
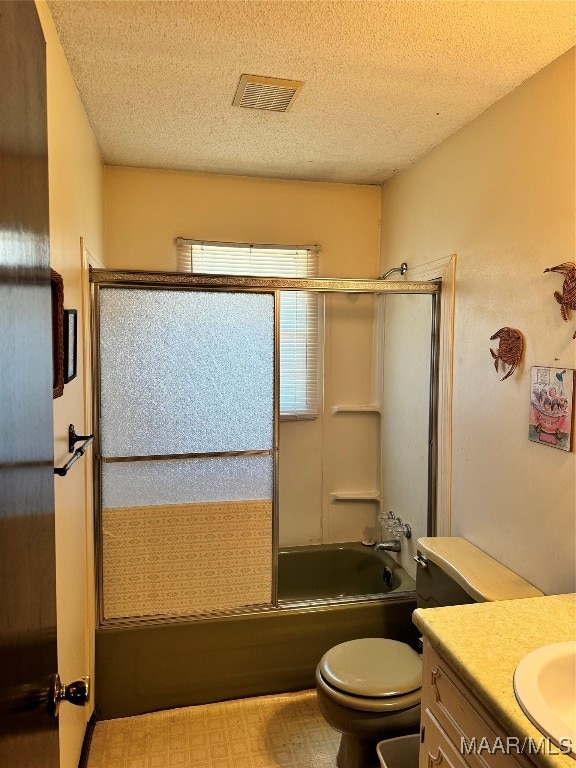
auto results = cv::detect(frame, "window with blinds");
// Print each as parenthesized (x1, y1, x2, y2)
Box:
(176, 239, 320, 419)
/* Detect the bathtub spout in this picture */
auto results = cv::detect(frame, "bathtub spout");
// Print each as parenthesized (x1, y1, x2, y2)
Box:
(375, 540, 401, 552)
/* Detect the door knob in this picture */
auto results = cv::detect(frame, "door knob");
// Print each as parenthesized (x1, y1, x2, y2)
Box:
(47, 673, 90, 718)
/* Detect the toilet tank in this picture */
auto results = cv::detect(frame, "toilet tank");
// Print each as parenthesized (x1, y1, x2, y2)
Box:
(415, 537, 543, 609)
(416, 558, 476, 609)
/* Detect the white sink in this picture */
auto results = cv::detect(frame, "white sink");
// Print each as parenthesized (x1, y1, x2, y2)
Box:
(514, 641, 576, 758)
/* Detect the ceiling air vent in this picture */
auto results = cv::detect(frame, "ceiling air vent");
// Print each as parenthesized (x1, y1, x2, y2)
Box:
(233, 74, 303, 113)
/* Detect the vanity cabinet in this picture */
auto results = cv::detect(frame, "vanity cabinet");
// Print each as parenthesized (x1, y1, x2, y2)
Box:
(419, 640, 537, 768)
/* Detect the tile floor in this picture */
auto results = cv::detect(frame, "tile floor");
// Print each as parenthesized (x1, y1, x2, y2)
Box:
(87, 689, 340, 768)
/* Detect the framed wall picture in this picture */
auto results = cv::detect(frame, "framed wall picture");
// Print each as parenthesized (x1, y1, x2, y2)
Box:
(529, 367, 575, 451)
(51, 269, 64, 398)
(63, 309, 77, 384)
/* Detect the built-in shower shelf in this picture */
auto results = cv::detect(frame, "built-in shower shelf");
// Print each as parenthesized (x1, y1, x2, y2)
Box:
(330, 405, 381, 415)
(329, 491, 381, 502)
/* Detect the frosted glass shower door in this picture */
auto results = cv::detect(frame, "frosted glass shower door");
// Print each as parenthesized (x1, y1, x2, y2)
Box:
(97, 287, 276, 621)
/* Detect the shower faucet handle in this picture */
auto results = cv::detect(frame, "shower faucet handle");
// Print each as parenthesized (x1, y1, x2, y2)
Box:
(378, 510, 411, 538)
(391, 519, 412, 539)
(378, 510, 396, 528)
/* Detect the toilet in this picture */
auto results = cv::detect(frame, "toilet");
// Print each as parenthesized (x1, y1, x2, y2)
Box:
(315, 537, 543, 768)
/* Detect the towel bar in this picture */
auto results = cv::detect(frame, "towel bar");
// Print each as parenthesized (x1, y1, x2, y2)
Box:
(54, 424, 94, 477)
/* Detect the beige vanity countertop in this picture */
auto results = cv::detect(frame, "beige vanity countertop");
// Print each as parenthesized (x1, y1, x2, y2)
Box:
(413, 593, 576, 768)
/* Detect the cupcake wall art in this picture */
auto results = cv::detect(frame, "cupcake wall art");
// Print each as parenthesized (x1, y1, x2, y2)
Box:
(529, 367, 574, 451)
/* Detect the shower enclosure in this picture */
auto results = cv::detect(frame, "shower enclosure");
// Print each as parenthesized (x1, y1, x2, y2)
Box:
(91, 269, 438, 716)
(91, 270, 438, 626)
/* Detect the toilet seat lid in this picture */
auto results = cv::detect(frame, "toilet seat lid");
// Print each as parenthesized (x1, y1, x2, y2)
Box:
(319, 638, 422, 698)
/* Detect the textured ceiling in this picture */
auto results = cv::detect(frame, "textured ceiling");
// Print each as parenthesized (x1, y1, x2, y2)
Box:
(47, 0, 576, 184)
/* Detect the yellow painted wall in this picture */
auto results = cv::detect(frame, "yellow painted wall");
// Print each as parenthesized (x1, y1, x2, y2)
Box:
(380, 48, 576, 594)
(104, 166, 379, 277)
(36, 2, 104, 765)
(104, 168, 382, 546)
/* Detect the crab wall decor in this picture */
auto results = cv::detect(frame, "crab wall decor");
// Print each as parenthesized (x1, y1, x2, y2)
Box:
(544, 261, 576, 339)
(489, 327, 523, 381)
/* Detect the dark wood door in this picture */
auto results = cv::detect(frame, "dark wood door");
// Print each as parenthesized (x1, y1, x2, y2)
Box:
(0, 1, 59, 766)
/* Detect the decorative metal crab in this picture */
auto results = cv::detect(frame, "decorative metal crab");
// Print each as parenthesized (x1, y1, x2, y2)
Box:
(544, 262, 576, 339)
(489, 327, 523, 381)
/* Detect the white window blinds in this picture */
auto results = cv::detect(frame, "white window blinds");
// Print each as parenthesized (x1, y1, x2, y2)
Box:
(176, 239, 320, 419)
